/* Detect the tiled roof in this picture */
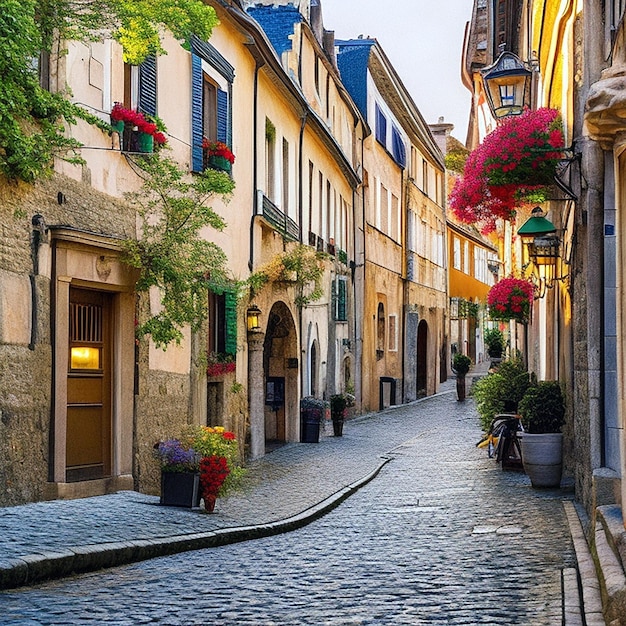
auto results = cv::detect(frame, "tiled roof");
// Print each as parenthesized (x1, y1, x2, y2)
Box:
(247, 5, 303, 56)
(335, 40, 375, 119)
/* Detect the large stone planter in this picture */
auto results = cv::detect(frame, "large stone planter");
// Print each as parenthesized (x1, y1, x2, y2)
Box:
(520, 433, 563, 488)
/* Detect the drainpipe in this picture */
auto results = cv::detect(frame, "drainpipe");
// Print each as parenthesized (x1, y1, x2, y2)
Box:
(298, 111, 308, 400)
(30, 214, 47, 351)
(249, 60, 263, 272)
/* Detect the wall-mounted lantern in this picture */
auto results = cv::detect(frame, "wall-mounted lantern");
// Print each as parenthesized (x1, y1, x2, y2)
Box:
(518, 207, 565, 297)
(481, 51, 532, 119)
(246, 304, 262, 332)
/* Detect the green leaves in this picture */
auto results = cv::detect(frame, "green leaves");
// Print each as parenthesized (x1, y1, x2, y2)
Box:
(122, 156, 235, 348)
(1, 0, 219, 182)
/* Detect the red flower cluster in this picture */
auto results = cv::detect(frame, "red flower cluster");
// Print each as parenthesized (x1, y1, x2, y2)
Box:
(450, 108, 565, 232)
(199, 455, 230, 500)
(202, 138, 235, 164)
(206, 361, 236, 377)
(487, 277, 534, 322)
(110, 103, 167, 145)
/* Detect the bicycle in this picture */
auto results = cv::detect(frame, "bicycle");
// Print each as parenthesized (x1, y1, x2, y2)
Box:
(477, 413, 524, 471)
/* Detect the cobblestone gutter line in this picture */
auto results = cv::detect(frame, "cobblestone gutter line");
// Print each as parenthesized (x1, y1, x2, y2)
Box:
(0, 457, 391, 591)
(563, 501, 606, 626)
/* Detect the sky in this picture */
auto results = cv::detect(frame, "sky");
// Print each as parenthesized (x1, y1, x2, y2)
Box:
(322, 0, 474, 142)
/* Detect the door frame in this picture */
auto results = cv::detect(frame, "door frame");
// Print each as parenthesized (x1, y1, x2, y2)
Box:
(48, 229, 135, 499)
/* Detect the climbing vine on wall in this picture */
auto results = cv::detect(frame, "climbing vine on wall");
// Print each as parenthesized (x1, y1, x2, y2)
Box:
(122, 156, 235, 348)
(248, 245, 327, 307)
(0, 0, 218, 182)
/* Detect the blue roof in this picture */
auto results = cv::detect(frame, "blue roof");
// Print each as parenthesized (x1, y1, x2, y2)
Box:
(335, 40, 375, 119)
(247, 5, 303, 57)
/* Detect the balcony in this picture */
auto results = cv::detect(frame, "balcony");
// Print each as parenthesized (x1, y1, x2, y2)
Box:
(256, 192, 300, 241)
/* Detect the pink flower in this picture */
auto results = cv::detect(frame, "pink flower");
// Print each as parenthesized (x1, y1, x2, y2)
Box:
(450, 108, 564, 230)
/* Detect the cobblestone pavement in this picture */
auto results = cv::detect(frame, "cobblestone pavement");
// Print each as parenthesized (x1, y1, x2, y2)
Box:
(0, 378, 577, 625)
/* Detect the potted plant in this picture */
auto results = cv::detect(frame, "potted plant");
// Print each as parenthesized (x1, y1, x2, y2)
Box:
(110, 102, 168, 153)
(452, 352, 472, 401)
(187, 425, 246, 512)
(518, 381, 566, 488)
(472, 358, 531, 431)
(155, 426, 245, 512)
(484, 327, 505, 363)
(329, 393, 355, 437)
(202, 138, 235, 172)
(154, 439, 201, 508)
(206, 352, 236, 377)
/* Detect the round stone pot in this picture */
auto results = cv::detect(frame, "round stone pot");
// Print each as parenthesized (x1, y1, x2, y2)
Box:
(520, 432, 563, 488)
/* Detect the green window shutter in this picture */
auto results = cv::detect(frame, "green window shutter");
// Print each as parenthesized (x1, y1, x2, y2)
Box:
(224, 291, 237, 355)
(337, 277, 347, 321)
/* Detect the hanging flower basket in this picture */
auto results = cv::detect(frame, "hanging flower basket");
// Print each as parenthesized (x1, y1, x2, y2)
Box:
(450, 108, 565, 232)
(487, 277, 534, 322)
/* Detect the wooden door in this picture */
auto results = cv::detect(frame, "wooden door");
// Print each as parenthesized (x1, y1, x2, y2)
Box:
(66, 288, 112, 482)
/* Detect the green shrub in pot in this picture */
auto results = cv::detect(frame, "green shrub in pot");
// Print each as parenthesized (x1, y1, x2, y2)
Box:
(518, 381, 565, 434)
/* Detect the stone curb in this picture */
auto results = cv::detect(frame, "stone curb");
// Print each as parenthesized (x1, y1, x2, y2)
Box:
(563, 501, 606, 626)
(0, 457, 392, 591)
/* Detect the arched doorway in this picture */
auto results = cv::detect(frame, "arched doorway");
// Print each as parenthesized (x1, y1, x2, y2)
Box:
(263, 302, 298, 451)
(416, 319, 428, 397)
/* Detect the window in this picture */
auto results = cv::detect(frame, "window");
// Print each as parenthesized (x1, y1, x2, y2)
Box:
(391, 194, 400, 241)
(422, 160, 429, 196)
(123, 55, 157, 115)
(376, 302, 385, 359)
(282, 138, 289, 213)
(308, 161, 314, 238)
(453, 237, 461, 270)
(208, 290, 237, 356)
(203, 78, 218, 143)
(380, 184, 388, 233)
(191, 37, 234, 173)
(375, 104, 387, 146)
(314, 57, 320, 96)
(334, 276, 348, 321)
(266, 118, 276, 201)
(463, 241, 470, 274)
(388, 314, 397, 351)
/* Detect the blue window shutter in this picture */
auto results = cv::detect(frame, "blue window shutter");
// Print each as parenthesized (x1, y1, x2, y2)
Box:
(191, 53, 203, 172)
(224, 291, 237, 355)
(391, 126, 406, 168)
(139, 55, 157, 116)
(217, 88, 228, 144)
(375, 104, 387, 146)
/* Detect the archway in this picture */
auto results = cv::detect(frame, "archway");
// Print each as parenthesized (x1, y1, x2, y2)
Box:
(263, 302, 298, 451)
(416, 319, 428, 397)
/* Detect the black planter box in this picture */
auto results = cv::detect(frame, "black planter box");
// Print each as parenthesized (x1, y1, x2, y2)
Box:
(160, 472, 200, 508)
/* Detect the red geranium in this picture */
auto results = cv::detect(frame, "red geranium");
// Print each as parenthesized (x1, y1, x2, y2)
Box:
(202, 138, 235, 164)
(199, 455, 230, 498)
(110, 102, 168, 147)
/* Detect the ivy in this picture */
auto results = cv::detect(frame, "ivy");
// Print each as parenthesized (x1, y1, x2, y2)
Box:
(0, 0, 218, 182)
(122, 155, 235, 348)
(248, 245, 327, 307)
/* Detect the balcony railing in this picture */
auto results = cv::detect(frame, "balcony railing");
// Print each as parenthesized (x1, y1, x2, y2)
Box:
(256, 191, 300, 241)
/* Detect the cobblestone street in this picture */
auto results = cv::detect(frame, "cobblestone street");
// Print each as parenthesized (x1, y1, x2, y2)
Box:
(0, 389, 576, 625)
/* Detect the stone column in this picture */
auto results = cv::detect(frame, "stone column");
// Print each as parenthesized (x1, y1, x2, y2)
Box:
(248, 331, 266, 460)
